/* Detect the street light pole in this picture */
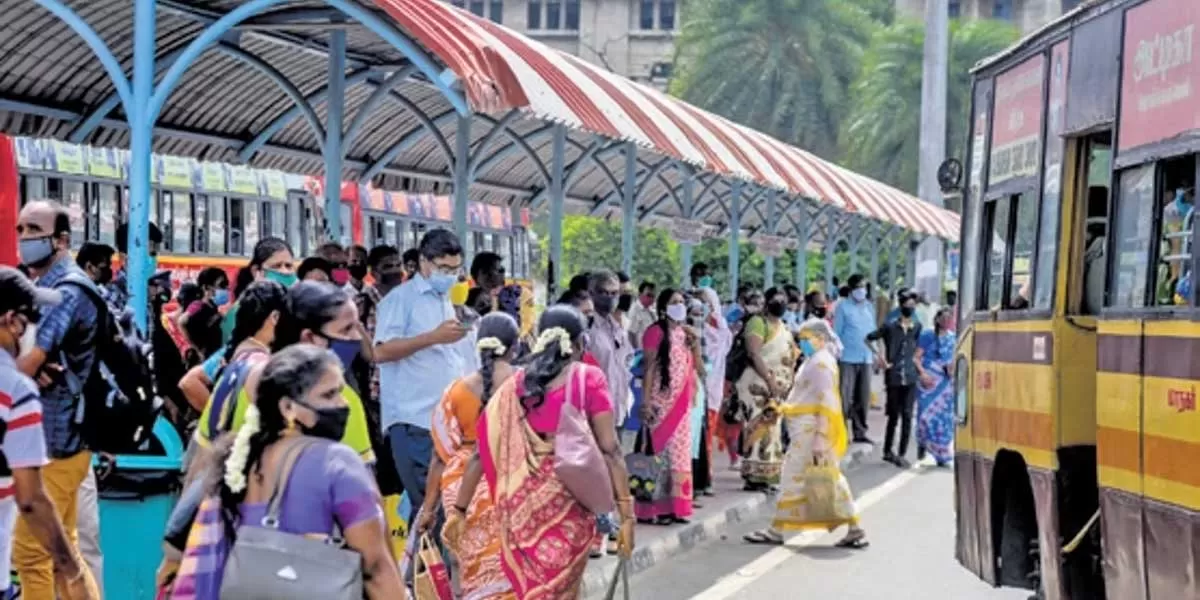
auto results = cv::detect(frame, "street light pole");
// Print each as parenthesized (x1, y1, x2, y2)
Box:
(914, 0, 949, 303)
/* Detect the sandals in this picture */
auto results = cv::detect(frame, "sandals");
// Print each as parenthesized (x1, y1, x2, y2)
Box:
(835, 532, 870, 549)
(743, 530, 784, 545)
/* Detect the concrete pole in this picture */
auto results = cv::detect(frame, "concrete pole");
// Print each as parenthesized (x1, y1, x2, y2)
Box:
(324, 29, 347, 244)
(547, 125, 566, 300)
(914, 0, 949, 302)
(621, 143, 637, 276)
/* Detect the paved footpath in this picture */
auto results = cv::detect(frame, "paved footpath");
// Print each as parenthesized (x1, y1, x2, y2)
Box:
(591, 461, 1029, 600)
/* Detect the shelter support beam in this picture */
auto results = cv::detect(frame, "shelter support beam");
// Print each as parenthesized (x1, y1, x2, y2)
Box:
(453, 115, 472, 246)
(126, 0, 157, 333)
(621, 143, 637, 277)
(547, 125, 566, 301)
(763, 190, 778, 287)
(793, 206, 814, 291)
(727, 182, 744, 299)
(679, 172, 696, 287)
(323, 28, 346, 243)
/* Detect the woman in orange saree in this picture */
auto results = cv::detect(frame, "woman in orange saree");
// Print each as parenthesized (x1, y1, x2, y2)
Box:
(446, 306, 636, 600)
(416, 313, 521, 599)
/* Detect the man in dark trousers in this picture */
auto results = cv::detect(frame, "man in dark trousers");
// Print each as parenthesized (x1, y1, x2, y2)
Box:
(866, 291, 923, 467)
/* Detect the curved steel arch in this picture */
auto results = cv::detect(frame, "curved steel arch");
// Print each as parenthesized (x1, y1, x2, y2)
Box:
(239, 67, 376, 162)
(219, 43, 327, 143)
(468, 109, 519, 169)
(33, 0, 133, 118)
(470, 123, 553, 184)
(362, 109, 456, 180)
(148, 0, 468, 126)
(342, 66, 419, 156)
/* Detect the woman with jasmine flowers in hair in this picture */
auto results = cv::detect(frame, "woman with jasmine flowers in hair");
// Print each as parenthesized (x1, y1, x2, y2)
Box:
(413, 312, 521, 600)
(446, 305, 636, 599)
(169, 345, 403, 599)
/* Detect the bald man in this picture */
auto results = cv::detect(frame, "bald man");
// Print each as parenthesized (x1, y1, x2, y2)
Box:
(14, 200, 102, 599)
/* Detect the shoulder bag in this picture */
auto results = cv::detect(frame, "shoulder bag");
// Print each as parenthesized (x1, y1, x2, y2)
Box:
(219, 437, 365, 599)
(554, 363, 617, 514)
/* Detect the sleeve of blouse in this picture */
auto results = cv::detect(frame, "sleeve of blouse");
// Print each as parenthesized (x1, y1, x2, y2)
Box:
(583, 365, 614, 417)
(641, 323, 663, 350)
(327, 443, 384, 531)
(744, 316, 767, 339)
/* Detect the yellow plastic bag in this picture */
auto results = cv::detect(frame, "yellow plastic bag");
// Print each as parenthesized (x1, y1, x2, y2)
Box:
(383, 494, 409, 559)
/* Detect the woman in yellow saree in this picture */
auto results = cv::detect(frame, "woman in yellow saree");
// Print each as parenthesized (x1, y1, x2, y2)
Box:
(415, 312, 522, 600)
(743, 318, 868, 548)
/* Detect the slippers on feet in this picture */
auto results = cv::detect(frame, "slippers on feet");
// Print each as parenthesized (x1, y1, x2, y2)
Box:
(743, 531, 784, 545)
(835, 535, 870, 549)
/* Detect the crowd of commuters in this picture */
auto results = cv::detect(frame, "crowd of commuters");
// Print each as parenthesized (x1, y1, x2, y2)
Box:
(1, 197, 958, 599)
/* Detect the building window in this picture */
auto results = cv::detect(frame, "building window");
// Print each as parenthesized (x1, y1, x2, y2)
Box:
(640, 0, 655, 30)
(949, 0, 961, 18)
(528, 0, 577, 30)
(451, 0, 501, 22)
(469, 0, 484, 16)
(993, 0, 1013, 20)
(489, 0, 503, 23)
(639, 0, 676, 31)
(659, 0, 675, 30)
(1062, 0, 1083, 11)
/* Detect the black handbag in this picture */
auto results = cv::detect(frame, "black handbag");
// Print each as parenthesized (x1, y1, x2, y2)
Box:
(624, 427, 670, 503)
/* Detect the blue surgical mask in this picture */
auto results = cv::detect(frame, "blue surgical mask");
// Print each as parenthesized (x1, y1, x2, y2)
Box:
(428, 273, 457, 295)
(1175, 189, 1192, 216)
(324, 335, 361, 370)
(18, 236, 54, 267)
(852, 288, 867, 302)
(800, 340, 817, 357)
(213, 289, 230, 306)
(698, 275, 714, 289)
(265, 269, 298, 288)
(147, 254, 159, 274)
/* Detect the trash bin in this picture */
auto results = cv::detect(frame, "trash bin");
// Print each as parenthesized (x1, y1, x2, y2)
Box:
(97, 416, 184, 600)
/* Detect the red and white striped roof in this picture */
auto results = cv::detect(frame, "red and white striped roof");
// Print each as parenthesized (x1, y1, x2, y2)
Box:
(372, 0, 959, 241)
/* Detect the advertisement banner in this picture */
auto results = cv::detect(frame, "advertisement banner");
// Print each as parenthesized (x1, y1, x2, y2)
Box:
(1118, 0, 1200, 152)
(753, 234, 796, 258)
(14, 137, 45, 170)
(229, 165, 258, 195)
(160, 155, 194, 189)
(262, 170, 288, 200)
(989, 55, 1046, 185)
(201, 162, 228, 193)
(53, 141, 86, 175)
(669, 218, 706, 245)
(86, 147, 120, 179)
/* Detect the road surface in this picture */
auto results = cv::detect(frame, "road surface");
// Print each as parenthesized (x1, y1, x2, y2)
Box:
(610, 460, 1030, 600)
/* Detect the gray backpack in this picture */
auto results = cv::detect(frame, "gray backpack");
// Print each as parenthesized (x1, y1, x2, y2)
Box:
(220, 437, 365, 599)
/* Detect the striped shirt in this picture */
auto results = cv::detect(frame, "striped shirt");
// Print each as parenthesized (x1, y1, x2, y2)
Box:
(0, 349, 49, 591)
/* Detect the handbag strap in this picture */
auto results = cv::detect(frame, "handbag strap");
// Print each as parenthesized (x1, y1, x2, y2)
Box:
(604, 558, 630, 600)
(261, 436, 319, 528)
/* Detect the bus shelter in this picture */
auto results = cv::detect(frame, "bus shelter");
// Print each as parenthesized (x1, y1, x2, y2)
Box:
(0, 0, 959, 330)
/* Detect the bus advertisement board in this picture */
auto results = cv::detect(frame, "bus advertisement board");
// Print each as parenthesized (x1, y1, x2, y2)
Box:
(989, 55, 1046, 185)
(1119, 0, 1200, 153)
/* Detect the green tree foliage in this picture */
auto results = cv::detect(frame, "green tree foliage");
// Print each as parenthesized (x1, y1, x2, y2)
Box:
(669, 0, 877, 159)
(841, 19, 1020, 192)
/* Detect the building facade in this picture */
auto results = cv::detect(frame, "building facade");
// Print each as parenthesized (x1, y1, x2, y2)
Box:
(446, 0, 678, 88)
(896, 0, 1085, 34)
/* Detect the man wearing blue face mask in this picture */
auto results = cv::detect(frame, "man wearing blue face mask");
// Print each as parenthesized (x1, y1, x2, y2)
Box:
(373, 228, 477, 527)
(833, 273, 877, 444)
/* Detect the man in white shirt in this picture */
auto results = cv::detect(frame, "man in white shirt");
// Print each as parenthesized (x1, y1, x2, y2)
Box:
(627, 281, 657, 348)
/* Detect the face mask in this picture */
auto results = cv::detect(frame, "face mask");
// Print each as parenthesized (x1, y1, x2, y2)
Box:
(900, 306, 916, 318)
(697, 275, 713, 289)
(380, 271, 404, 287)
(19, 236, 54, 267)
(265, 269, 298, 288)
(811, 306, 828, 319)
(593, 294, 615, 315)
(640, 294, 654, 308)
(147, 254, 159, 274)
(429, 273, 457, 295)
(323, 334, 361, 370)
(95, 266, 114, 285)
(852, 288, 867, 302)
(293, 399, 350, 442)
(617, 293, 634, 313)
(17, 323, 37, 359)
(331, 268, 350, 286)
(348, 264, 368, 281)
(1175, 189, 1192, 216)
(800, 339, 817, 357)
(665, 303, 687, 323)
(213, 289, 230, 306)
(766, 300, 787, 318)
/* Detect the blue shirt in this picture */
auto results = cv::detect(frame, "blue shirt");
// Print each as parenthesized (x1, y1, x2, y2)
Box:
(201, 350, 225, 381)
(725, 305, 745, 324)
(833, 298, 876, 365)
(373, 274, 478, 431)
(35, 256, 100, 457)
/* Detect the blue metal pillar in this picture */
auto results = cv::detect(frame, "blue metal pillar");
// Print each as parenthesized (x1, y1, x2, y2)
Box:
(727, 182, 743, 299)
(763, 190, 778, 287)
(547, 125, 566, 300)
(453, 115, 472, 247)
(906, 237, 919, 289)
(793, 206, 811, 292)
(869, 224, 881, 288)
(849, 217, 862, 275)
(824, 215, 837, 293)
(621, 142, 636, 276)
(127, 0, 157, 333)
(889, 233, 905, 290)
(679, 172, 695, 287)
(323, 29, 347, 243)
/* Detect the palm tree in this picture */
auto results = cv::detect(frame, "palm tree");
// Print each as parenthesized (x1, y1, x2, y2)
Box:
(669, 0, 879, 160)
(841, 19, 1019, 193)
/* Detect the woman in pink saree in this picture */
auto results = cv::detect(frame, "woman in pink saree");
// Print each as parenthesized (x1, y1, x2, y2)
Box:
(637, 288, 703, 524)
(446, 306, 635, 600)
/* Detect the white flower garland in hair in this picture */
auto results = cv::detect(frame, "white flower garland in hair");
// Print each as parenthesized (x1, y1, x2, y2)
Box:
(476, 336, 507, 356)
(224, 404, 261, 494)
(532, 327, 573, 357)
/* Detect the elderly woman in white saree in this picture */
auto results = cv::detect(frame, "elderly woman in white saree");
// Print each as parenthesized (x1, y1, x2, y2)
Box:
(743, 319, 868, 548)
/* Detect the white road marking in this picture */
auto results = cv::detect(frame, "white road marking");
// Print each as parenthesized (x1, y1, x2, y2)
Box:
(689, 467, 923, 600)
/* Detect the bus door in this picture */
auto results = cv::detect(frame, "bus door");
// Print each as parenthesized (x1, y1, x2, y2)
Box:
(288, 190, 317, 257)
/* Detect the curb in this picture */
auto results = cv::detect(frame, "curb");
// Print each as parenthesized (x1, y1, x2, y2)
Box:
(581, 442, 875, 598)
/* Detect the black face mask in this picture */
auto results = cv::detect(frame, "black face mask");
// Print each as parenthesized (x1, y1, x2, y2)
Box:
(811, 306, 827, 319)
(593, 294, 615, 315)
(348, 264, 368, 281)
(294, 399, 350, 441)
(900, 306, 916, 318)
(95, 266, 113, 285)
(766, 300, 787, 318)
(617, 293, 634, 313)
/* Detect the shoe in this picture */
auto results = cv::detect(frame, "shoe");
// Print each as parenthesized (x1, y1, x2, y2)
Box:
(883, 452, 898, 465)
(917, 445, 927, 461)
(894, 457, 911, 469)
(853, 437, 875, 445)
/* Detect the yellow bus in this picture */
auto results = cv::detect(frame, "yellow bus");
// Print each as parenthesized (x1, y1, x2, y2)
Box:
(954, 1, 1199, 599)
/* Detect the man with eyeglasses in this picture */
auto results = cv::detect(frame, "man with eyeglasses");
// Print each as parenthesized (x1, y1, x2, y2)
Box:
(373, 229, 477, 529)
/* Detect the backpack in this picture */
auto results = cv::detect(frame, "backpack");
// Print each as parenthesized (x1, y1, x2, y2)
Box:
(55, 274, 160, 454)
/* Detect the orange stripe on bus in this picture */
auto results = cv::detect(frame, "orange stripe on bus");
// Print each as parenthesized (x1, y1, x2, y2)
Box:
(973, 406, 1054, 450)
(1097, 426, 1140, 474)
(1098, 426, 1200, 489)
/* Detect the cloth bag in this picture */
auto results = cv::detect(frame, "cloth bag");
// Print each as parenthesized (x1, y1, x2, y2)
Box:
(413, 534, 453, 600)
(554, 364, 616, 514)
(219, 437, 364, 599)
(625, 427, 670, 503)
(797, 464, 855, 524)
